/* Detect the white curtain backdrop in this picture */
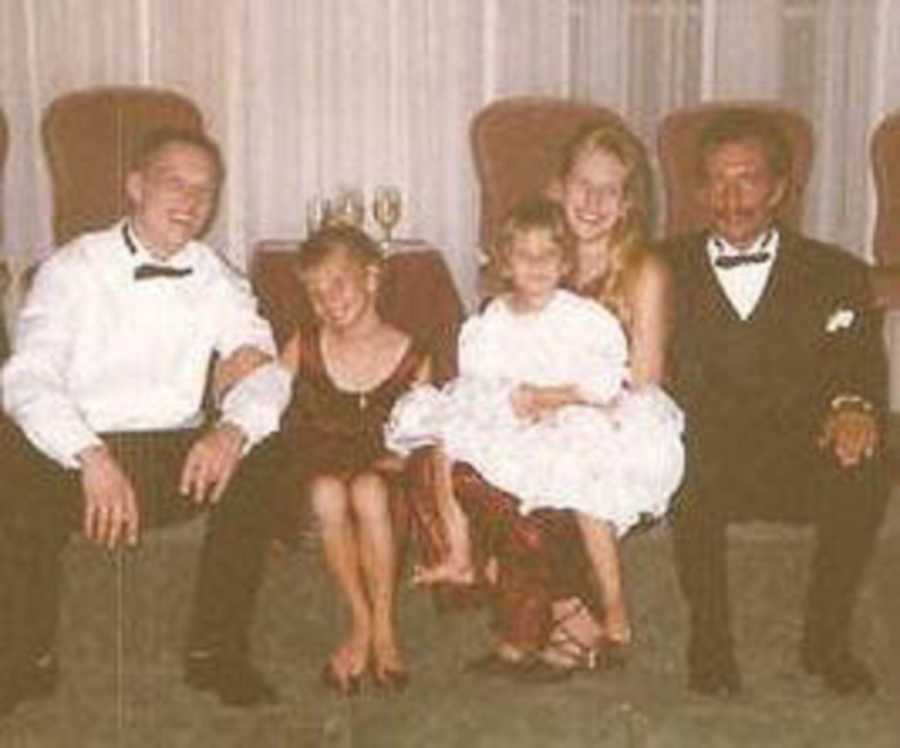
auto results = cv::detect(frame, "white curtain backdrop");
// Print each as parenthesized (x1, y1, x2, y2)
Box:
(3, 1, 900, 325)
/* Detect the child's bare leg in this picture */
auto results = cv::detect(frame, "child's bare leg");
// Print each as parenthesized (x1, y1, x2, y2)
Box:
(575, 512, 631, 645)
(349, 472, 406, 682)
(309, 475, 371, 684)
(412, 448, 474, 586)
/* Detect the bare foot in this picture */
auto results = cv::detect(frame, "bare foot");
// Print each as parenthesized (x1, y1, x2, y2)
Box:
(411, 560, 475, 587)
(603, 605, 632, 646)
(483, 556, 499, 586)
(371, 627, 409, 689)
(325, 630, 370, 693)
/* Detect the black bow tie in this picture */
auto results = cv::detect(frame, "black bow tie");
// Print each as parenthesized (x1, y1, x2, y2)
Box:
(714, 252, 772, 270)
(134, 264, 193, 280)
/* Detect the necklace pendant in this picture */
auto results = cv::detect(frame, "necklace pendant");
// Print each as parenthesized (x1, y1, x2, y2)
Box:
(359, 393, 367, 410)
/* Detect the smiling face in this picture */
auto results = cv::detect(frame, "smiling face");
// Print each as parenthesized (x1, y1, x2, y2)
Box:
(301, 248, 378, 332)
(503, 228, 568, 311)
(701, 137, 786, 249)
(126, 142, 219, 259)
(562, 147, 630, 246)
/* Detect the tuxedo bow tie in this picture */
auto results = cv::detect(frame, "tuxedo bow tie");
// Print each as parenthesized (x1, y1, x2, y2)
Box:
(134, 264, 193, 280)
(714, 252, 772, 270)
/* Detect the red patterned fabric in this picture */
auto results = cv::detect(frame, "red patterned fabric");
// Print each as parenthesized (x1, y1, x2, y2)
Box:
(405, 456, 600, 652)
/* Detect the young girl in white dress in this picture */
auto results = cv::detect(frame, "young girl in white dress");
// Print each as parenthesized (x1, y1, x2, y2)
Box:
(386, 196, 684, 656)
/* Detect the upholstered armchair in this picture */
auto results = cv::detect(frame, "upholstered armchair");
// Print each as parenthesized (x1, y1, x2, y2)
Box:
(869, 111, 900, 309)
(251, 242, 464, 383)
(42, 86, 204, 247)
(251, 241, 465, 549)
(470, 96, 633, 256)
(0, 105, 7, 248)
(657, 101, 814, 238)
(0, 107, 9, 360)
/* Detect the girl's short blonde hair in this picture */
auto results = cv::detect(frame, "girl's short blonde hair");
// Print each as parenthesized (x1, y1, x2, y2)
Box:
(294, 224, 383, 278)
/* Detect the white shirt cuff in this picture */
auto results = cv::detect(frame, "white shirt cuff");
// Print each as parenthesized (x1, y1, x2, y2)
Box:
(219, 361, 293, 450)
(22, 417, 103, 470)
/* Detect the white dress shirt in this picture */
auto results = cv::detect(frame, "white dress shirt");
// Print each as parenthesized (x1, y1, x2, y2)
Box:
(706, 228, 779, 320)
(2, 220, 291, 468)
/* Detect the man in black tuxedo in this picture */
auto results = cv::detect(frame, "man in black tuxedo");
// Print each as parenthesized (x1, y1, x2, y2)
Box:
(665, 110, 889, 697)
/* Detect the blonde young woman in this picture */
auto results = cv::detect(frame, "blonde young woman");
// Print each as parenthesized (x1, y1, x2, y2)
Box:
(549, 123, 678, 666)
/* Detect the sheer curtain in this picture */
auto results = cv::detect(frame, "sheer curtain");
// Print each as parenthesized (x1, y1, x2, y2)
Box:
(2, 0, 900, 322)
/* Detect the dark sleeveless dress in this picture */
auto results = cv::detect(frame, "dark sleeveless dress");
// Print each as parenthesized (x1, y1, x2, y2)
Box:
(272, 327, 429, 545)
(284, 327, 429, 479)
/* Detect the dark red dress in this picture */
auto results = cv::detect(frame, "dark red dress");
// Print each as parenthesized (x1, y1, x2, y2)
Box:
(405, 457, 601, 651)
(273, 328, 429, 543)
(284, 328, 429, 478)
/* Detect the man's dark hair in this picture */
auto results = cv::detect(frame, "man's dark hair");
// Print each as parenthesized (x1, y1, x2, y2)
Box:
(698, 109, 792, 179)
(132, 127, 225, 181)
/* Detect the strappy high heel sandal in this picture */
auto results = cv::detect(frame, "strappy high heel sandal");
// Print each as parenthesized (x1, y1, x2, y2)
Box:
(544, 599, 629, 673)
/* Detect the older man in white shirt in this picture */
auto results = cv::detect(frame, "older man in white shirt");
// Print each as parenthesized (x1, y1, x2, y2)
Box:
(0, 129, 291, 715)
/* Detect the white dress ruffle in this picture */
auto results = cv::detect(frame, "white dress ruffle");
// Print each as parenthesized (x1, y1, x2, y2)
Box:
(385, 291, 685, 536)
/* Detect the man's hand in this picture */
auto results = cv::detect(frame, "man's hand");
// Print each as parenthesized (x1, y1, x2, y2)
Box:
(179, 422, 247, 504)
(79, 445, 139, 549)
(818, 406, 878, 469)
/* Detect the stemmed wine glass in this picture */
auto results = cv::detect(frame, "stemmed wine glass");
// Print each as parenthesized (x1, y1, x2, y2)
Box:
(306, 194, 331, 237)
(333, 186, 366, 228)
(372, 185, 402, 249)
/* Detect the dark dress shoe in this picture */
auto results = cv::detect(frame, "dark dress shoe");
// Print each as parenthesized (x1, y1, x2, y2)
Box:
(464, 652, 518, 677)
(464, 652, 572, 684)
(1, 654, 60, 718)
(185, 653, 278, 707)
(18, 654, 60, 703)
(687, 662, 742, 697)
(0, 684, 15, 719)
(802, 648, 876, 695)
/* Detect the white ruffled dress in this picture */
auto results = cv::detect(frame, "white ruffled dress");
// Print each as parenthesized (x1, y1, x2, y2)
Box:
(386, 290, 685, 536)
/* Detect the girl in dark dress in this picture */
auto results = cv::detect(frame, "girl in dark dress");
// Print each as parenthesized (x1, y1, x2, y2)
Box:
(280, 226, 429, 695)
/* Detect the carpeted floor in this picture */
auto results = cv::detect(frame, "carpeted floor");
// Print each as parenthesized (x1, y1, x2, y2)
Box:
(1, 491, 899, 747)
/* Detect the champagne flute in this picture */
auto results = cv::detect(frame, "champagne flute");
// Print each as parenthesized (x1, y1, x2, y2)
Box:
(372, 185, 402, 248)
(306, 194, 331, 237)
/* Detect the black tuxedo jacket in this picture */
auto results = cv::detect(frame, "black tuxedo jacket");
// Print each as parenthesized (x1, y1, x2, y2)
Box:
(661, 226, 886, 492)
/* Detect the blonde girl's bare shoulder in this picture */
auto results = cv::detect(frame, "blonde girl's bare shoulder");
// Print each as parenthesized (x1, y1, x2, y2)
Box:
(381, 322, 412, 352)
(363, 321, 412, 367)
(625, 249, 672, 302)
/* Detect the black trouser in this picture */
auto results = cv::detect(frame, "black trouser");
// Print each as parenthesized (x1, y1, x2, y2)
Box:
(671, 427, 889, 675)
(0, 417, 280, 678)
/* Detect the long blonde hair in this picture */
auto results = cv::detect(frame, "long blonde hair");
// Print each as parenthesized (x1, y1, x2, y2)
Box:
(560, 123, 651, 329)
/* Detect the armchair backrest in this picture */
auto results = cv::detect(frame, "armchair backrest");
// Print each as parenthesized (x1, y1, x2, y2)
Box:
(871, 111, 900, 267)
(252, 242, 464, 384)
(471, 96, 631, 252)
(658, 101, 813, 237)
(0, 106, 7, 185)
(0, 106, 7, 247)
(42, 86, 204, 246)
(0, 107, 9, 359)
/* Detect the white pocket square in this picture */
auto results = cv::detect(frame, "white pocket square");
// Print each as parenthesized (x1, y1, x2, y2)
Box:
(826, 308, 856, 333)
